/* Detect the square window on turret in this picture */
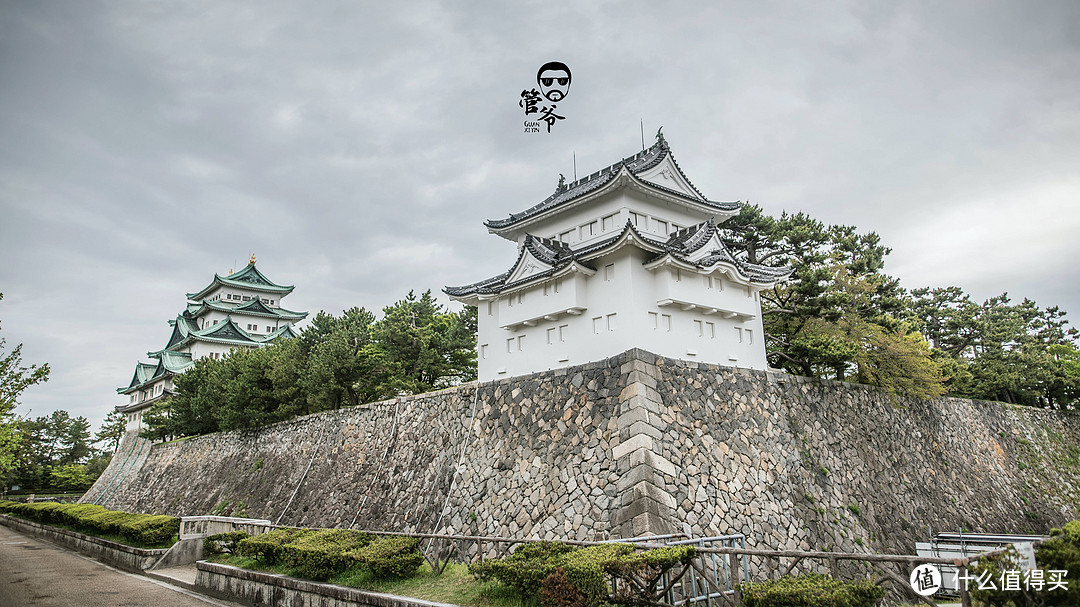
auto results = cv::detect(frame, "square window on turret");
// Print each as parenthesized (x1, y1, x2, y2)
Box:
(604, 264, 614, 281)
(601, 213, 618, 232)
(648, 311, 658, 329)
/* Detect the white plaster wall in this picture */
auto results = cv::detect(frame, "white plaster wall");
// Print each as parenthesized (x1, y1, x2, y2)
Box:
(477, 247, 768, 381)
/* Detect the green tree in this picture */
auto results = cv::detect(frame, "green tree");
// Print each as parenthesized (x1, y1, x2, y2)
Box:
(722, 206, 941, 396)
(93, 410, 127, 453)
(373, 290, 477, 394)
(161, 357, 224, 437)
(0, 292, 51, 479)
(300, 307, 382, 410)
(49, 463, 93, 491)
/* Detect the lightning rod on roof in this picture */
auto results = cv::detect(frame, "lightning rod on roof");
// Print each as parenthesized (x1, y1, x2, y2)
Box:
(640, 119, 645, 150)
(573, 152, 577, 181)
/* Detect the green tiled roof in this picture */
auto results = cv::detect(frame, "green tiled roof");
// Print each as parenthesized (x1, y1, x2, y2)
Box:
(119, 363, 158, 393)
(186, 262, 296, 301)
(191, 297, 308, 321)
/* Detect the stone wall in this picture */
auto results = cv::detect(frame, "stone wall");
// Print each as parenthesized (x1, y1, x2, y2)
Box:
(86, 349, 1080, 558)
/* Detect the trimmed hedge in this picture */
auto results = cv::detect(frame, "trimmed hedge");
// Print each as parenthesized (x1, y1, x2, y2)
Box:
(279, 529, 374, 581)
(0, 499, 179, 548)
(204, 531, 251, 556)
(470, 541, 698, 607)
(237, 527, 314, 565)
(237, 528, 423, 582)
(357, 535, 424, 579)
(739, 573, 886, 607)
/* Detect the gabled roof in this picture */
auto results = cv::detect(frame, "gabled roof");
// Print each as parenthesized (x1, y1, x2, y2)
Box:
(264, 324, 300, 341)
(484, 139, 741, 232)
(193, 315, 261, 346)
(116, 351, 193, 395)
(188, 297, 308, 321)
(120, 363, 158, 392)
(445, 220, 792, 299)
(644, 221, 794, 283)
(186, 262, 296, 301)
(150, 314, 263, 356)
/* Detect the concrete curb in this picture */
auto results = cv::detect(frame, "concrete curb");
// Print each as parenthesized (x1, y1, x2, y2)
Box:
(196, 560, 464, 607)
(0, 513, 169, 572)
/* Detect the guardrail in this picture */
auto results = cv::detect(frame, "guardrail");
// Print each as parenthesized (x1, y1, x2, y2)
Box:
(349, 529, 1014, 607)
(179, 516, 274, 540)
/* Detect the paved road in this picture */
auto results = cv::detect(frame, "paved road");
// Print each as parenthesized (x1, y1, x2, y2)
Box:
(0, 525, 243, 607)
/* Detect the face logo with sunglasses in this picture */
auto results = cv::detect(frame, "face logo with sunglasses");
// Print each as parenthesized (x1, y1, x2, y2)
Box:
(519, 61, 572, 133)
(537, 61, 572, 102)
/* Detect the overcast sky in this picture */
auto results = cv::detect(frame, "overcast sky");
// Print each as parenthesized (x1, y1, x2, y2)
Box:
(2, 0, 1078, 435)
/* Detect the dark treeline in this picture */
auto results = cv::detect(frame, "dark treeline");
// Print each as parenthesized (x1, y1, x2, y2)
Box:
(723, 204, 1080, 405)
(141, 290, 476, 440)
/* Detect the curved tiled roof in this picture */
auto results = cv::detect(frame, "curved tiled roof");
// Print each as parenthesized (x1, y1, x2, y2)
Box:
(186, 262, 296, 301)
(484, 139, 740, 230)
(445, 220, 792, 298)
(189, 297, 308, 321)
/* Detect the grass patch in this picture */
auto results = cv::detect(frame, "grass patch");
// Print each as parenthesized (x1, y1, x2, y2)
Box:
(209, 555, 530, 607)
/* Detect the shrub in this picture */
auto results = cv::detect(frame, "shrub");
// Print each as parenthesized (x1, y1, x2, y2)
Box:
(238, 527, 314, 565)
(740, 573, 885, 607)
(278, 529, 374, 581)
(204, 531, 251, 556)
(473, 541, 698, 607)
(550, 543, 633, 607)
(0, 500, 178, 547)
(118, 514, 181, 546)
(356, 535, 424, 579)
(541, 567, 586, 607)
(470, 541, 575, 597)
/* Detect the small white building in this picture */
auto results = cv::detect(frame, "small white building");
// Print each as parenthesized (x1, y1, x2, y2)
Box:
(446, 138, 790, 381)
(116, 258, 308, 432)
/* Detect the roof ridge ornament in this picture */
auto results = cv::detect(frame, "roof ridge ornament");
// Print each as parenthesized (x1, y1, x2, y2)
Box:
(250, 253, 257, 264)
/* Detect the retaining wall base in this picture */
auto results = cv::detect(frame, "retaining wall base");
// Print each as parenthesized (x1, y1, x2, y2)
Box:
(0, 513, 169, 572)
(195, 561, 461, 607)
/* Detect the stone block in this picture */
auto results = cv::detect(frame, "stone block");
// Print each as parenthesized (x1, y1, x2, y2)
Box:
(620, 358, 659, 378)
(625, 370, 659, 389)
(631, 512, 672, 536)
(615, 464, 656, 493)
(630, 480, 677, 509)
(629, 448, 677, 477)
(611, 495, 666, 526)
(619, 382, 647, 401)
(613, 433, 654, 460)
(620, 420, 662, 441)
(616, 406, 651, 430)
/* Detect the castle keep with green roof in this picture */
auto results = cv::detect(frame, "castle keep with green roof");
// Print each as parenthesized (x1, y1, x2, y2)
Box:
(117, 258, 307, 432)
